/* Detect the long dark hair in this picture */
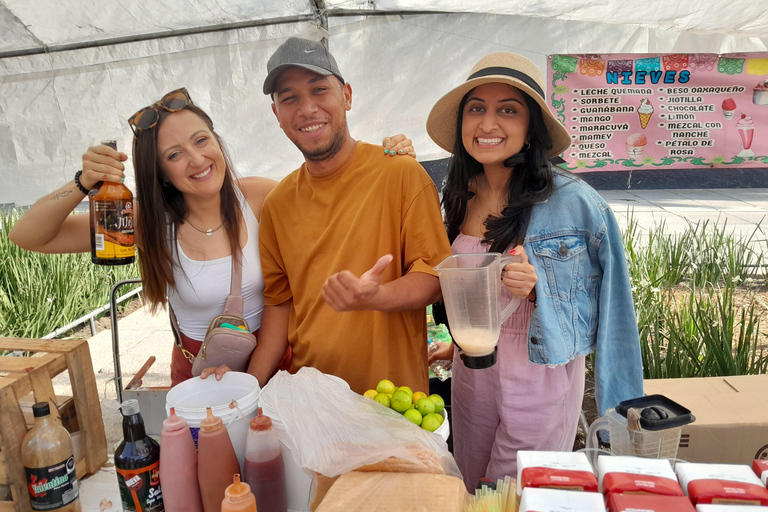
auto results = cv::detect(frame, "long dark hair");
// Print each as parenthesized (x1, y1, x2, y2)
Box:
(133, 103, 243, 310)
(442, 87, 555, 252)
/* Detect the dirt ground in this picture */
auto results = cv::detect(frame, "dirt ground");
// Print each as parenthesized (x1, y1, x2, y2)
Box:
(65, 298, 145, 339)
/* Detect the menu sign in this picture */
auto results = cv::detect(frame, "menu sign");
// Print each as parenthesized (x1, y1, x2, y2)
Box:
(548, 53, 768, 172)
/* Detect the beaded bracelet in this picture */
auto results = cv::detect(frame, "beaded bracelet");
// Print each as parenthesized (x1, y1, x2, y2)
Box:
(73, 170, 90, 195)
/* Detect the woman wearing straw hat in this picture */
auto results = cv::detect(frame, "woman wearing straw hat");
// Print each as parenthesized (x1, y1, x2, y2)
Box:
(426, 53, 642, 490)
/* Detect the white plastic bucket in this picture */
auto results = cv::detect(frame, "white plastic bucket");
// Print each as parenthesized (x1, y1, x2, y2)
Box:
(434, 408, 450, 441)
(165, 372, 260, 471)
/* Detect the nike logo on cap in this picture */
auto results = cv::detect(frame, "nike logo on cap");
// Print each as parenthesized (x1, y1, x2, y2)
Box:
(304, 49, 316, 53)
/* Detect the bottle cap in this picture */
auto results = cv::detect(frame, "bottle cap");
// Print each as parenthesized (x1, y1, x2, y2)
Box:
(223, 474, 254, 504)
(200, 407, 224, 432)
(32, 402, 50, 418)
(120, 399, 141, 416)
(249, 407, 273, 431)
(162, 407, 188, 432)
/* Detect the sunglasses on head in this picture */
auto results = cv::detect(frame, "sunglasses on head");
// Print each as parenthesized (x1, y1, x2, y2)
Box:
(128, 88, 193, 136)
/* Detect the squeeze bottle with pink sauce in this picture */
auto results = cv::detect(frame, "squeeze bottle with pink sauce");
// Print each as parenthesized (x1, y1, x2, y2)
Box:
(220, 474, 257, 512)
(242, 408, 287, 512)
(159, 408, 203, 512)
(197, 407, 241, 512)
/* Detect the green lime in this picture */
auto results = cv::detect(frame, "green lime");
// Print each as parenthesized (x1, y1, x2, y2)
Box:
(422, 413, 442, 432)
(376, 379, 396, 395)
(428, 394, 445, 414)
(363, 389, 378, 399)
(403, 408, 423, 426)
(374, 393, 391, 408)
(397, 386, 414, 402)
(416, 397, 436, 416)
(391, 390, 412, 413)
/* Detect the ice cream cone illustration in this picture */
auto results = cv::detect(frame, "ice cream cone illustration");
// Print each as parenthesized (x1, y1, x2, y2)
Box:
(722, 98, 736, 120)
(638, 98, 653, 129)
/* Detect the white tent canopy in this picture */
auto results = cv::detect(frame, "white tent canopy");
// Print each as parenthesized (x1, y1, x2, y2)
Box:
(2, 1, 766, 205)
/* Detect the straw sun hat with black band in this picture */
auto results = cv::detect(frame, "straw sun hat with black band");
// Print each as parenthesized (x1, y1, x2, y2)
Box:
(427, 52, 571, 158)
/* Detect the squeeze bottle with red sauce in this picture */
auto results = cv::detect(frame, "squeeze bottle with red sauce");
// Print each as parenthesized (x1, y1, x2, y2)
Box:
(197, 407, 241, 512)
(242, 408, 287, 512)
(159, 408, 203, 512)
(221, 474, 257, 512)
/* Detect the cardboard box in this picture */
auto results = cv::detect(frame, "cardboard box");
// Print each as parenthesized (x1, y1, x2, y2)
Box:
(644, 375, 768, 464)
(315, 472, 467, 512)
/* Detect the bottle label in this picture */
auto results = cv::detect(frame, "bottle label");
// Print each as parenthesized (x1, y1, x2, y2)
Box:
(24, 456, 79, 511)
(116, 460, 164, 511)
(93, 199, 135, 259)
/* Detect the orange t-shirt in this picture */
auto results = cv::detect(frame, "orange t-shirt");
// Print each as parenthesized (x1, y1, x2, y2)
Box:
(259, 142, 452, 394)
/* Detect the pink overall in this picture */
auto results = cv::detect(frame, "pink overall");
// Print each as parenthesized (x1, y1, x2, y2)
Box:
(450, 233, 586, 492)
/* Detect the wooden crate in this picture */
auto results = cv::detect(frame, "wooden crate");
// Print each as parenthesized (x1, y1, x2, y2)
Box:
(0, 338, 108, 512)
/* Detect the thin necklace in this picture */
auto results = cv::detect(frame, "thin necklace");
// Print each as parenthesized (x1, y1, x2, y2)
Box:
(184, 218, 224, 236)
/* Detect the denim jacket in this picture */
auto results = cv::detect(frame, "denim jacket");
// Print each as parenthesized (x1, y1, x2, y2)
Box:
(523, 171, 643, 417)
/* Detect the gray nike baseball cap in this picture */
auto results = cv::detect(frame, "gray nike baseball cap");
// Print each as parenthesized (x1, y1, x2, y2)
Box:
(263, 37, 345, 95)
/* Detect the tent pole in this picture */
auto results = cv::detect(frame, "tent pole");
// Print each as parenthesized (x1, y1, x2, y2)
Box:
(0, 15, 313, 59)
(0, 10, 449, 60)
(311, 0, 329, 46)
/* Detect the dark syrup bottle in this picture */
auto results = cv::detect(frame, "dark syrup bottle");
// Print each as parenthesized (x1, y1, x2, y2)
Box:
(114, 400, 164, 511)
(88, 139, 135, 265)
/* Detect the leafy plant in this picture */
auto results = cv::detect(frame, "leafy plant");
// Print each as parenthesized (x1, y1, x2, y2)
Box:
(0, 209, 140, 339)
(625, 213, 767, 380)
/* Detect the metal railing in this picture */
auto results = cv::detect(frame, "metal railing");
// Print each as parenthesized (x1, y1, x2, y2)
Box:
(42, 283, 143, 339)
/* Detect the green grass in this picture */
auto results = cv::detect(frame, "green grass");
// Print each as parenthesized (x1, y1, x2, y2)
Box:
(0, 209, 140, 339)
(625, 213, 767, 380)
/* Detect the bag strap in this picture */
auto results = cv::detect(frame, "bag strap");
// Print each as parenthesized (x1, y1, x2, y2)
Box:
(169, 304, 195, 362)
(221, 254, 245, 321)
(170, 252, 247, 362)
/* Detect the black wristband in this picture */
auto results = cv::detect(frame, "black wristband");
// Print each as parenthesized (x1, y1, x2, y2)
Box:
(74, 170, 90, 195)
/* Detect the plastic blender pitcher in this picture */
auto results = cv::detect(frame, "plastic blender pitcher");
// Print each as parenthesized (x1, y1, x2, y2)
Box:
(434, 253, 522, 369)
(586, 394, 694, 462)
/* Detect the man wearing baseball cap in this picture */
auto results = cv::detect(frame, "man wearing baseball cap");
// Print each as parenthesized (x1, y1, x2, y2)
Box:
(249, 37, 452, 394)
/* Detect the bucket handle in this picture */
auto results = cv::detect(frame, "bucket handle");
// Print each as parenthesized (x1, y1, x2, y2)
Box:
(225, 399, 247, 428)
(499, 253, 523, 322)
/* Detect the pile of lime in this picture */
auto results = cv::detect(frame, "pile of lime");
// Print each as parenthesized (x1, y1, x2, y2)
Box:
(364, 379, 445, 433)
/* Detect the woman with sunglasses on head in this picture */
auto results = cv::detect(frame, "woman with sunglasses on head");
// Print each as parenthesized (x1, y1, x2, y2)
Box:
(425, 53, 642, 491)
(9, 88, 415, 386)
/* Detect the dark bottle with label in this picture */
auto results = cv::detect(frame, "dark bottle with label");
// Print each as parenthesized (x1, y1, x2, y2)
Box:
(115, 400, 164, 511)
(21, 402, 81, 512)
(89, 139, 135, 265)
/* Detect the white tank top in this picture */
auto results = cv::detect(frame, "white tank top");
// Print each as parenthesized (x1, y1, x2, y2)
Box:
(166, 191, 264, 340)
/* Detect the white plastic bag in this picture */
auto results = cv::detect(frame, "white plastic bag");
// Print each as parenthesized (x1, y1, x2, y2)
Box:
(259, 367, 460, 478)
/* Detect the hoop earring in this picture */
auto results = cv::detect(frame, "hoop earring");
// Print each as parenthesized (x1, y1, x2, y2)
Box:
(523, 142, 531, 151)
(162, 179, 171, 187)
